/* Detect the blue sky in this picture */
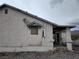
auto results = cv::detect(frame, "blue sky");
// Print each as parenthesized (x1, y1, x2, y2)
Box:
(0, 0, 79, 26)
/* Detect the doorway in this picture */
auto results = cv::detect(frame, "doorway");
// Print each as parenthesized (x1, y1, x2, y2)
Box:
(54, 32, 62, 47)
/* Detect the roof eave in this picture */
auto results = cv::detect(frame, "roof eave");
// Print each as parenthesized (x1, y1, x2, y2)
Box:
(0, 3, 57, 26)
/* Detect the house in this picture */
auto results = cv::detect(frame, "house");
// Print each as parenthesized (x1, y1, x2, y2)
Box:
(0, 4, 75, 52)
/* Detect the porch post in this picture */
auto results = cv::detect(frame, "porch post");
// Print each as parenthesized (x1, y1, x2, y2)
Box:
(65, 28, 73, 51)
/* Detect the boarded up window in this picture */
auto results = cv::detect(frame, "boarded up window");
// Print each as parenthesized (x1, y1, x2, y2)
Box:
(31, 27, 38, 35)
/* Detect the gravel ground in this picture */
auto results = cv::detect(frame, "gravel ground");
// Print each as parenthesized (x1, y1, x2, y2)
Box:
(0, 47, 79, 59)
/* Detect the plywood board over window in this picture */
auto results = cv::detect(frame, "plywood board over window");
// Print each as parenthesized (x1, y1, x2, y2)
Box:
(31, 27, 38, 35)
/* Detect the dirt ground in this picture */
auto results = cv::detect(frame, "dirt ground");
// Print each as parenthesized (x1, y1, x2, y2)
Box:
(0, 46, 78, 59)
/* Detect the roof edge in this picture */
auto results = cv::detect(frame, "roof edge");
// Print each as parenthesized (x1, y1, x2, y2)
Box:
(0, 3, 58, 26)
(58, 25, 76, 28)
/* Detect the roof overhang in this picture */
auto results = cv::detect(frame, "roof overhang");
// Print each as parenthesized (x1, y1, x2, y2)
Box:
(27, 22, 42, 28)
(53, 25, 76, 32)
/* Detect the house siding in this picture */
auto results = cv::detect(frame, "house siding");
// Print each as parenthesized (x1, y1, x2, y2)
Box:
(0, 7, 54, 52)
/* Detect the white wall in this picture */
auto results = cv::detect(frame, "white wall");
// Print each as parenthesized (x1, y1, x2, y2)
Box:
(0, 7, 54, 51)
(61, 28, 73, 51)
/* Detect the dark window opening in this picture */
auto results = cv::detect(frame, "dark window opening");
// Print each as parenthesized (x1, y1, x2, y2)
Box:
(5, 9, 8, 14)
(42, 29, 45, 37)
(31, 27, 38, 35)
(42, 30, 44, 37)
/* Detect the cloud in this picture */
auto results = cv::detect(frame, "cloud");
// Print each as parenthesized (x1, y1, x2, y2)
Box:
(50, 0, 64, 8)
(69, 18, 79, 30)
(70, 19, 79, 25)
(77, 0, 79, 2)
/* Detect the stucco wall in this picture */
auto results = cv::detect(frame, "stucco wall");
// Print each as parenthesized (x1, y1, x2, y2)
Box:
(61, 30, 67, 42)
(61, 29, 72, 43)
(0, 7, 54, 51)
(61, 29, 73, 51)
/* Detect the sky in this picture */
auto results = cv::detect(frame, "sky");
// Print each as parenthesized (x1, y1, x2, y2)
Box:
(0, 0, 79, 29)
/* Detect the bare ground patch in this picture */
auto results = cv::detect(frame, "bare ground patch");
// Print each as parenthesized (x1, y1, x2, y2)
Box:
(0, 47, 79, 59)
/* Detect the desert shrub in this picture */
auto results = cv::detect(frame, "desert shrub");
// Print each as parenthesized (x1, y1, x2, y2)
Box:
(71, 35, 79, 40)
